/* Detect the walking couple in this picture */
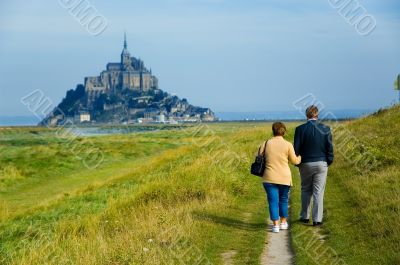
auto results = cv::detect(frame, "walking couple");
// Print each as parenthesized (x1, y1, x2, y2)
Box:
(258, 105, 334, 233)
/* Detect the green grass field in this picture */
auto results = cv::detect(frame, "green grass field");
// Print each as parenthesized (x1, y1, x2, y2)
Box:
(0, 123, 274, 264)
(0, 106, 399, 264)
(290, 105, 400, 265)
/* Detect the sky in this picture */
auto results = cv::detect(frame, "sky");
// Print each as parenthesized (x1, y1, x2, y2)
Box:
(0, 0, 399, 116)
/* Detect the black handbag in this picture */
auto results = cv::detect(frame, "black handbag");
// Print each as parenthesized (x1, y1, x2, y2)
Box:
(250, 140, 268, 177)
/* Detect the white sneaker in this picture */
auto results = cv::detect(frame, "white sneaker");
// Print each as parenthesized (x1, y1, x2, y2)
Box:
(272, 225, 280, 233)
(280, 222, 289, 230)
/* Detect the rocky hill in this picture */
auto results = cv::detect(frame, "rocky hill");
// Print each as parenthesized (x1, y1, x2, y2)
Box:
(41, 35, 216, 126)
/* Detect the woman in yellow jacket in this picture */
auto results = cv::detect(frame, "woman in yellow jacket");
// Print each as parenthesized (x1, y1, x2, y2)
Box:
(259, 122, 301, 233)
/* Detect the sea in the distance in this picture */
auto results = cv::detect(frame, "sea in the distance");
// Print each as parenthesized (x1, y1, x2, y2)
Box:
(0, 109, 375, 127)
(215, 109, 374, 121)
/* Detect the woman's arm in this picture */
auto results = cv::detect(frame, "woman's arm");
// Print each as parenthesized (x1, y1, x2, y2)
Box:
(288, 143, 301, 165)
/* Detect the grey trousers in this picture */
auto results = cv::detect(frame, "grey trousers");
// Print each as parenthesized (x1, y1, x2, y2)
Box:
(299, 161, 328, 222)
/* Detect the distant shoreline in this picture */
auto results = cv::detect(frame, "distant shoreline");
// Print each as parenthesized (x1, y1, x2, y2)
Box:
(0, 109, 375, 127)
(0, 118, 359, 129)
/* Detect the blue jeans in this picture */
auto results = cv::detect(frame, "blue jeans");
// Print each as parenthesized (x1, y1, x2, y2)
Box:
(263, 182, 290, 221)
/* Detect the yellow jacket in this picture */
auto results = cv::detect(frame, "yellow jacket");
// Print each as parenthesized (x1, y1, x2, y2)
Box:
(258, 136, 301, 186)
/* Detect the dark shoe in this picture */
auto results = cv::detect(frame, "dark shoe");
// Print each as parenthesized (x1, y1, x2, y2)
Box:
(299, 218, 309, 223)
(313, 222, 323, 226)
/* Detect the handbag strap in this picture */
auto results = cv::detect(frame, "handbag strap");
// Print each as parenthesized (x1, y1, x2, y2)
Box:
(258, 140, 269, 156)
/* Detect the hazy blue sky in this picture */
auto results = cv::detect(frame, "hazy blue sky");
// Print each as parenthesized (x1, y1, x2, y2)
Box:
(0, 0, 399, 116)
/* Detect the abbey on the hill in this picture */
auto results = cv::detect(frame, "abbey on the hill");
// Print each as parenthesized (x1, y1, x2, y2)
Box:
(41, 34, 216, 126)
(85, 33, 158, 104)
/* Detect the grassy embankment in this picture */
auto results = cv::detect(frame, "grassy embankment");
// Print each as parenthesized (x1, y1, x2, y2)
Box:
(290, 105, 400, 265)
(2, 106, 398, 265)
(0, 123, 279, 264)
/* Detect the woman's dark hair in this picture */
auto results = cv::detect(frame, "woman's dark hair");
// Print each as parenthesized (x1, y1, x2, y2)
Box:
(272, 122, 286, 136)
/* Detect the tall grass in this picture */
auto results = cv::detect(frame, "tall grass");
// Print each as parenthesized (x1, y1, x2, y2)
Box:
(0, 127, 190, 220)
(290, 105, 400, 265)
(0, 123, 274, 264)
(4, 113, 396, 265)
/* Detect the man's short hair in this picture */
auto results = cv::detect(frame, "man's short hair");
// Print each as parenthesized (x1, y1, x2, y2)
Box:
(306, 105, 319, 119)
(272, 122, 286, 136)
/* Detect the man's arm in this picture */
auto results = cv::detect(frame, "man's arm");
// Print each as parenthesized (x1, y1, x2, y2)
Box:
(326, 127, 334, 165)
(294, 126, 301, 156)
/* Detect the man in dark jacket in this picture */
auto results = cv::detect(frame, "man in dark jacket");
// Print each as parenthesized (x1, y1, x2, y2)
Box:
(294, 105, 334, 226)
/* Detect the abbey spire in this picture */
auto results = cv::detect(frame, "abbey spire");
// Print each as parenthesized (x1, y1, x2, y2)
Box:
(121, 32, 131, 68)
(121, 32, 130, 55)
